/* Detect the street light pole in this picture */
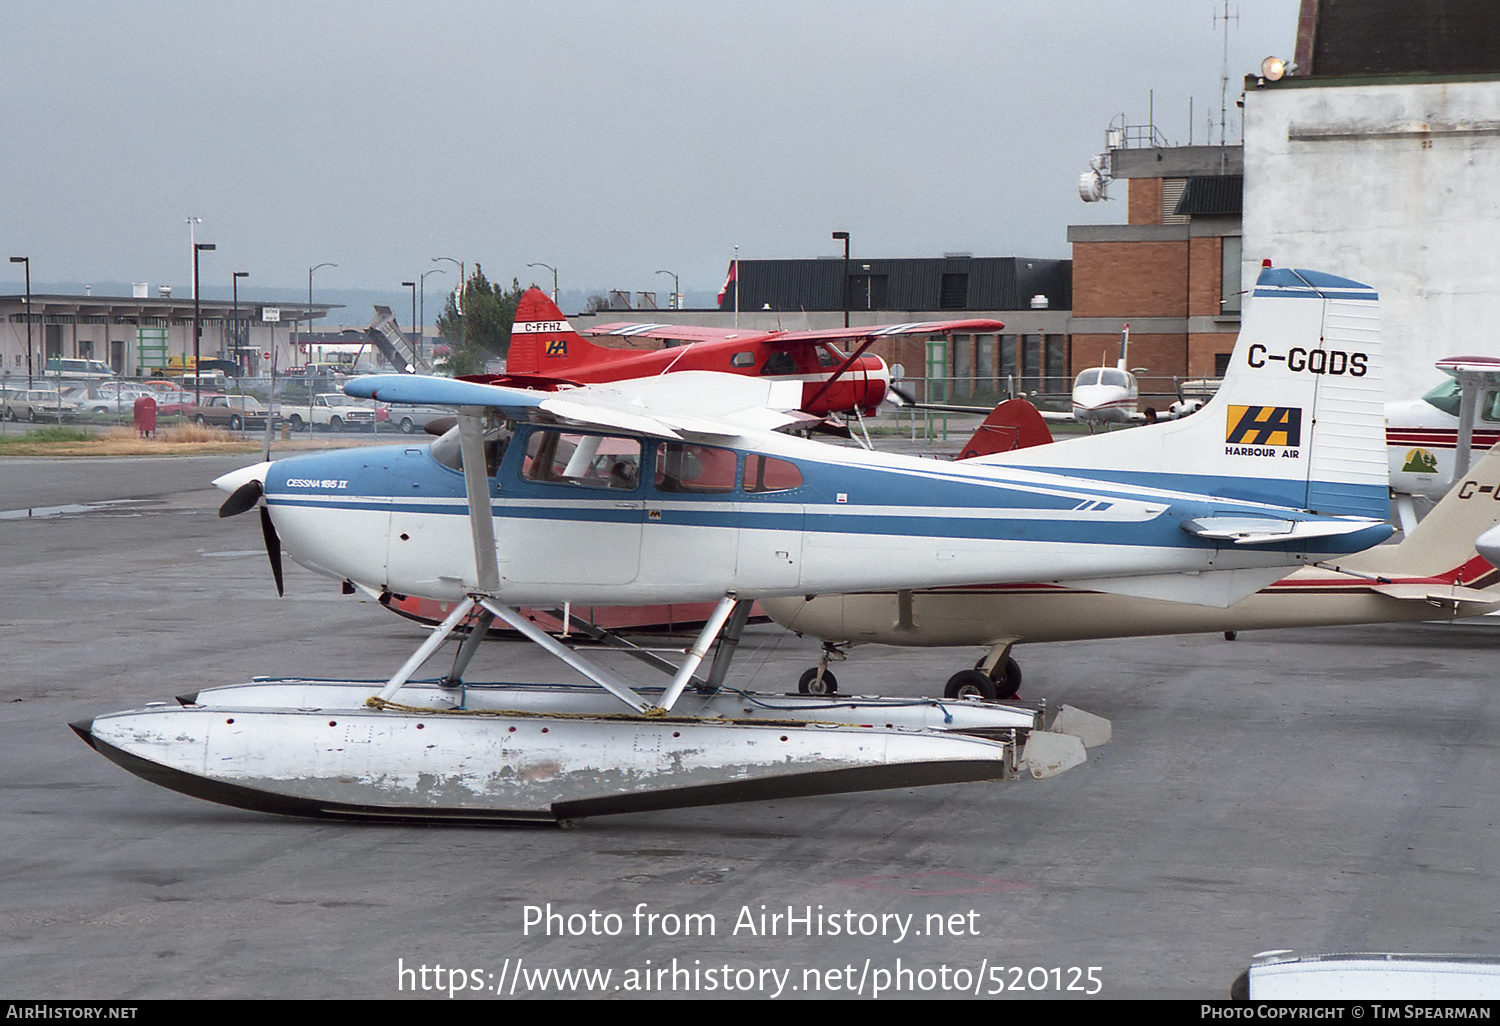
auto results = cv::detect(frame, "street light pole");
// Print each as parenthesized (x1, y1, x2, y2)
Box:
(433, 256, 464, 355)
(232, 272, 248, 373)
(832, 231, 850, 330)
(192, 243, 215, 406)
(527, 262, 558, 303)
(187, 217, 202, 299)
(401, 282, 417, 352)
(655, 269, 679, 310)
(9, 257, 30, 387)
(308, 262, 336, 369)
(419, 268, 445, 363)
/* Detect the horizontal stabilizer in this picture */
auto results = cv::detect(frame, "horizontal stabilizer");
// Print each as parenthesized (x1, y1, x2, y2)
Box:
(1370, 582, 1499, 604)
(1183, 516, 1389, 546)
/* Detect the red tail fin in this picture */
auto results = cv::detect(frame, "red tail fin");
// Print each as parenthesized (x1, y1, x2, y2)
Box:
(957, 399, 1054, 460)
(507, 288, 634, 375)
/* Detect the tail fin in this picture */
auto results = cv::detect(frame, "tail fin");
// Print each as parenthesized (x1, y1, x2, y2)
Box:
(957, 399, 1054, 459)
(506, 288, 636, 376)
(982, 266, 1388, 520)
(1344, 442, 1500, 581)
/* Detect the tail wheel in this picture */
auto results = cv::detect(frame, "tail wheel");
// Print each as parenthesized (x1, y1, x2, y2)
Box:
(798, 667, 838, 695)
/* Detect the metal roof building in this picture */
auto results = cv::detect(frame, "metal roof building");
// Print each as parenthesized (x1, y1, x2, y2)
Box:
(0, 292, 338, 384)
(719, 256, 1071, 314)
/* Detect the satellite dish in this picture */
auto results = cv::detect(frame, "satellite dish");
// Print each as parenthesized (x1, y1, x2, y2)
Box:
(1079, 169, 1107, 203)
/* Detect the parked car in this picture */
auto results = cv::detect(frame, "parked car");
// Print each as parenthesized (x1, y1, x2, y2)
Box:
(43, 358, 116, 380)
(285, 393, 377, 432)
(185, 394, 276, 431)
(386, 405, 453, 434)
(82, 385, 156, 413)
(2, 387, 81, 422)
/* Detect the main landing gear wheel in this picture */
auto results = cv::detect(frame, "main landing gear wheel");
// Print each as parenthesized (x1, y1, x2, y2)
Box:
(945, 656, 1022, 701)
(798, 667, 838, 695)
(944, 670, 996, 701)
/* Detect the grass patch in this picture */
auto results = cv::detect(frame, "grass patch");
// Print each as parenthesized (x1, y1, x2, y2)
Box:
(0, 426, 91, 445)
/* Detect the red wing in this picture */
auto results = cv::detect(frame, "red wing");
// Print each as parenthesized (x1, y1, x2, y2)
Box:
(581, 318, 1004, 346)
(766, 318, 1006, 342)
(582, 323, 776, 344)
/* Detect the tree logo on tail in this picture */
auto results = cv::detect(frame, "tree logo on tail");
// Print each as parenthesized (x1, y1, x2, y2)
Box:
(1402, 448, 1438, 474)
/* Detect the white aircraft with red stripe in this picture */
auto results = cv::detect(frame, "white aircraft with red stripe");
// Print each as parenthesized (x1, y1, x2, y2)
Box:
(1386, 356, 1500, 507)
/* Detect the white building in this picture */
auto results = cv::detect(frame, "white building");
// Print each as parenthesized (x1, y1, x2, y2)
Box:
(1242, 0, 1500, 399)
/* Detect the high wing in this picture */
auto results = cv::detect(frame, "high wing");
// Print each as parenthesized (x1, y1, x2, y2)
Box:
(582, 318, 1006, 346)
(345, 369, 818, 439)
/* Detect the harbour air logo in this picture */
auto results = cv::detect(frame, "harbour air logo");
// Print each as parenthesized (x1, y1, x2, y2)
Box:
(544, 339, 568, 357)
(1225, 405, 1302, 457)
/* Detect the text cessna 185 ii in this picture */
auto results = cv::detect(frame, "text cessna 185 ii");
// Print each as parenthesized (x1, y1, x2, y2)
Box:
(74, 266, 1393, 825)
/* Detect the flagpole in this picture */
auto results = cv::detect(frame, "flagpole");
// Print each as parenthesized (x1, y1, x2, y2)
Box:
(733, 245, 739, 328)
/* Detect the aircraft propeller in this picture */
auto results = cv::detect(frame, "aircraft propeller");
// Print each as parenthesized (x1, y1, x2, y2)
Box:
(218, 477, 285, 597)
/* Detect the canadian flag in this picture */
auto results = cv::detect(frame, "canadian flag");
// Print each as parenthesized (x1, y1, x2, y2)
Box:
(716, 260, 737, 308)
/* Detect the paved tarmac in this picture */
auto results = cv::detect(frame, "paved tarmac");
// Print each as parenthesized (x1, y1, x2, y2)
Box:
(2, 452, 1498, 1000)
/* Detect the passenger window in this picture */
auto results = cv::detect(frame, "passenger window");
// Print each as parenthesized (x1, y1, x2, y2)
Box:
(654, 443, 738, 494)
(523, 429, 641, 489)
(743, 454, 803, 493)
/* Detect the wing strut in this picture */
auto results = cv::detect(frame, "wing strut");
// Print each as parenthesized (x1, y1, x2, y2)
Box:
(802, 339, 876, 411)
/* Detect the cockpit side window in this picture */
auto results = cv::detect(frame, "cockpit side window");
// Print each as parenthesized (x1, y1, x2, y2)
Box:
(523, 429, 641, 489)
(430, 414, 512, 477)
(1484, 390, 1500, 423)
(653, 442, 738, 493)
(760, 350, 797, 376)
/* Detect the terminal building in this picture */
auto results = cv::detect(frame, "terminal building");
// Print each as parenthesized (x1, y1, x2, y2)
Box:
(0, 286, 337, 385)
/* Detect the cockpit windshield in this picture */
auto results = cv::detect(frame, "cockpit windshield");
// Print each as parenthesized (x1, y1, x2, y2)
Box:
(1074, 369, 1101, 387)
(1418, 378, 1500, 422)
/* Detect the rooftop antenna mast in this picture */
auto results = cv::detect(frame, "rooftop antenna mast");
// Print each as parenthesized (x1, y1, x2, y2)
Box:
(1215, 1, 1240, 146)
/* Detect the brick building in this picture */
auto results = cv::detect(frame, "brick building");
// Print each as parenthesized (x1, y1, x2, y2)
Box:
(1068, 144, 1245, 385)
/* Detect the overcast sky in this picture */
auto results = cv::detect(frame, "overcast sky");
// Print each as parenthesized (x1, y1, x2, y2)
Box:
(2, 0, 1299, 306)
